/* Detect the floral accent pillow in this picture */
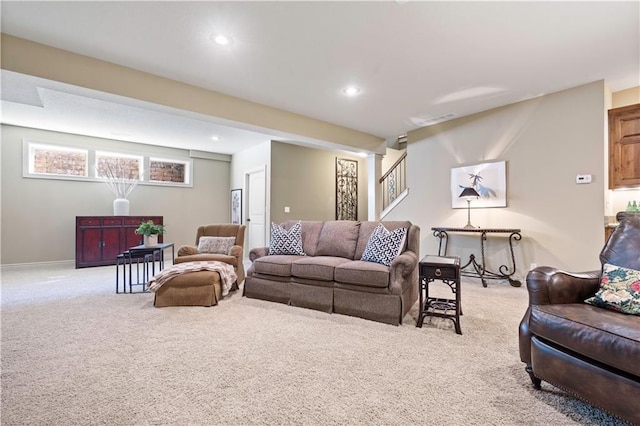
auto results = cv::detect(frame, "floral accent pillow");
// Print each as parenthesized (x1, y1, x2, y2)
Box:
(585, 263, 640, 315)
(197, 236, 236, 255)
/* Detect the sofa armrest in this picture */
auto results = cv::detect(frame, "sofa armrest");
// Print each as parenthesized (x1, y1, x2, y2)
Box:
(177, 245, 198, 257)
(526, 266, 601, 306)
(389, 250, 418, 294)
(249, 247, 269, 262)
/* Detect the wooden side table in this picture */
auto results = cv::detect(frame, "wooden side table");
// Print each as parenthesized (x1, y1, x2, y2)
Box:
(417, 255, 462, 335)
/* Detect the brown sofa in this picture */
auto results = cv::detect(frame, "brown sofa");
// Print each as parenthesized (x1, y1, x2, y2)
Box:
(519, 212, 640, 424)
(175, 224, 246, 284)
(244, 220, 420, 325)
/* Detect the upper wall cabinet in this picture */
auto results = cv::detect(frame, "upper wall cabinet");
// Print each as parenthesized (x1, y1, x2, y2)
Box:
(609, 103, 640, 189)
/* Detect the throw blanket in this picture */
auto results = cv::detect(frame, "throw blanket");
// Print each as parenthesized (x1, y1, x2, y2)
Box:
(147, 261, 237, 296)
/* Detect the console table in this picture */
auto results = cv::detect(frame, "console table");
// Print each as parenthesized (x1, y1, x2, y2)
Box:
(431, 227, 522, 287)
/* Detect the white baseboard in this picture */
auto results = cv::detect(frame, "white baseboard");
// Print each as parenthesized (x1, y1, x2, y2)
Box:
(0, 260, 76, 270)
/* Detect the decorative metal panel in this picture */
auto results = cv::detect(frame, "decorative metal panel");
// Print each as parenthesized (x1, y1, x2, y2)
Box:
(336, 158, 358, 220)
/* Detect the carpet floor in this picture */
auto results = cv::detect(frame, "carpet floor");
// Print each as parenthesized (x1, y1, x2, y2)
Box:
(0, 263, 627, 425)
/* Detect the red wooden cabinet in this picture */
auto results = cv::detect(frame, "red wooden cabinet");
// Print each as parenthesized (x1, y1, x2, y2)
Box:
(75, 216, 163, 268)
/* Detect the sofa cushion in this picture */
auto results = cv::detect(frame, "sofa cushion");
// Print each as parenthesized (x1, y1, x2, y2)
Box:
(530, 303, 640, 377)
(355, 221, 412, 260)
(335, 260, 390, 288)
(197, 236, 236, 254)
(269, 221, 305, 256)
(315, 221, 360, 259)
(585, 263, 640, 315)
(285, 220, 324, 257)
(292, 256, 351, 281)
(361, 224, 407, 266)
(253, 255, 302, 277)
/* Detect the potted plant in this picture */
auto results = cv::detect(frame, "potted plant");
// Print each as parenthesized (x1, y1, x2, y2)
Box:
(135, 220, 166, 247)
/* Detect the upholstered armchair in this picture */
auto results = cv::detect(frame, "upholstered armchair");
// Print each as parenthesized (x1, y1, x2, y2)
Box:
(176, 224, 246, 284)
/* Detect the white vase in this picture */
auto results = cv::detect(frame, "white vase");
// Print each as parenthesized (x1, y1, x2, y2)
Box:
(144, 234, 158, 247)
(113, 198, 130, 216)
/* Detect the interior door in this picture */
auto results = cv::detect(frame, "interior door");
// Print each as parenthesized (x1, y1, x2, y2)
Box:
(246, 167, 267, 252)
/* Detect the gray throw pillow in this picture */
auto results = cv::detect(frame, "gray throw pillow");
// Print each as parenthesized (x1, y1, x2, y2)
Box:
(197, 236, 236, 254)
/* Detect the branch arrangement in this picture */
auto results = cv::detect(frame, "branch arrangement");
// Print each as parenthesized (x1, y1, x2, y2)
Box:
(100, 161, 145, 199)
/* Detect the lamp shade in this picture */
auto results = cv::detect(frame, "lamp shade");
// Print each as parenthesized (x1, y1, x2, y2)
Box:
(459, 187, 480, 198)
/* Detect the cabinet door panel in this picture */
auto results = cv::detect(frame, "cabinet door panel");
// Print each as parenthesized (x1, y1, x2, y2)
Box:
(102, 227, 122, 262)
(124, 226, 143, 248)
(81, 228, 103, 263)
(609, 104, 640, 189)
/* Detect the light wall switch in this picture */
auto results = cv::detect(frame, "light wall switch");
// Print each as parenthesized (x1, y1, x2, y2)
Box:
(576, 174, 592, 184)
(284, 206, 290, 213)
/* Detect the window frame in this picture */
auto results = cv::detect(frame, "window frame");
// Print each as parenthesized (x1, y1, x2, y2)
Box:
(22, 140, 194, 188)
(23, 141, 90, 181)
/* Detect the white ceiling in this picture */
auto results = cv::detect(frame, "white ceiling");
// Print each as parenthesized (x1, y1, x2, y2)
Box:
(1, 1, 639, 154)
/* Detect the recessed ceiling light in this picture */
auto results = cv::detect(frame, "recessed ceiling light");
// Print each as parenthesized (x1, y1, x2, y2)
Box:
(213, 34, 232, 46)
(342, 86, 361, 97)
(211, 136, 221, 141)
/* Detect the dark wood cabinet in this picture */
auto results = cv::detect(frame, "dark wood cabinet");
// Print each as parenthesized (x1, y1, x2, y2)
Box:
(75, 216, 163, 268)
(609, 103, 640, 189)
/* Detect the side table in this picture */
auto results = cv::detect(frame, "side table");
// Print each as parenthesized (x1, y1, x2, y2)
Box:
(116, 243, 175, 293)
(417, 255, 462, 335)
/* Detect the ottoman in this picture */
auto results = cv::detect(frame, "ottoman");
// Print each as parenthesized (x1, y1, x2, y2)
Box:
(154, 270, 222, 307)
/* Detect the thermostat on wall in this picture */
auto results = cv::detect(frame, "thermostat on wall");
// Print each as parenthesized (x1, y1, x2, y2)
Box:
(576, 174, 592, 184)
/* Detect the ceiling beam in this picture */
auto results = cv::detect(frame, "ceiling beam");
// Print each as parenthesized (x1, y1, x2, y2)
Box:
(1, 34, 385, 153)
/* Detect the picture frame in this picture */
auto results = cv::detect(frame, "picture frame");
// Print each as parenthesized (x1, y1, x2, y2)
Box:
(231, 188, 242, 224)
(451, 161, 506, 208)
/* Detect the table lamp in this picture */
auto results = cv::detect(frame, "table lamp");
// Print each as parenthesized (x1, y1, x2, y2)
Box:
(459, 187, 480, 229)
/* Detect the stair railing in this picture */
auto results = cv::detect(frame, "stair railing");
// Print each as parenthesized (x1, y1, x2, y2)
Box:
(379, 151, 407, 212)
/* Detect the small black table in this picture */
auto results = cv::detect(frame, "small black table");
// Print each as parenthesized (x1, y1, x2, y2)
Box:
(417, 255, 462, 335)
(116, 243, 175, 293)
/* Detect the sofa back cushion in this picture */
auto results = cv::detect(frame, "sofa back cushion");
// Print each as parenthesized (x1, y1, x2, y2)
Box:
(355, 221, 412, 260)
(315, 221, 361, 259)
(601, 213, 640, 271)
(284, 220, 324, 257)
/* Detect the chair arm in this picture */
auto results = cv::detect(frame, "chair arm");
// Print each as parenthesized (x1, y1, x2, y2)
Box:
(249, 247, 269, 262)
(389, 250, 418, 294)
(177, 245, 198, 257)
(519, 267, 600, 366)
(229, 245, 243, 258)
(526, 266, 601, 306)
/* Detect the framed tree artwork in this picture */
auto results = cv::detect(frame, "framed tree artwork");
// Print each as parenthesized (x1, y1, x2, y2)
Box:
(231, 188, 242, 224)
(336, 158, 358, 220)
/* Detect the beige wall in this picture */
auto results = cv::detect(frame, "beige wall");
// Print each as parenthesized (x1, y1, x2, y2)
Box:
(381, 147, 405, 175)
(270, 142, 368, 224)
(1, 125, 230, 265)
(612, 86, 640, 108)
(389, 81, 607, 277)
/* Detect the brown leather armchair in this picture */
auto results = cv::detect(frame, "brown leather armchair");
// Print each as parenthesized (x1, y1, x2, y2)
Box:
(176, 224, 246, 284)
(519, 212, 640, 424)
